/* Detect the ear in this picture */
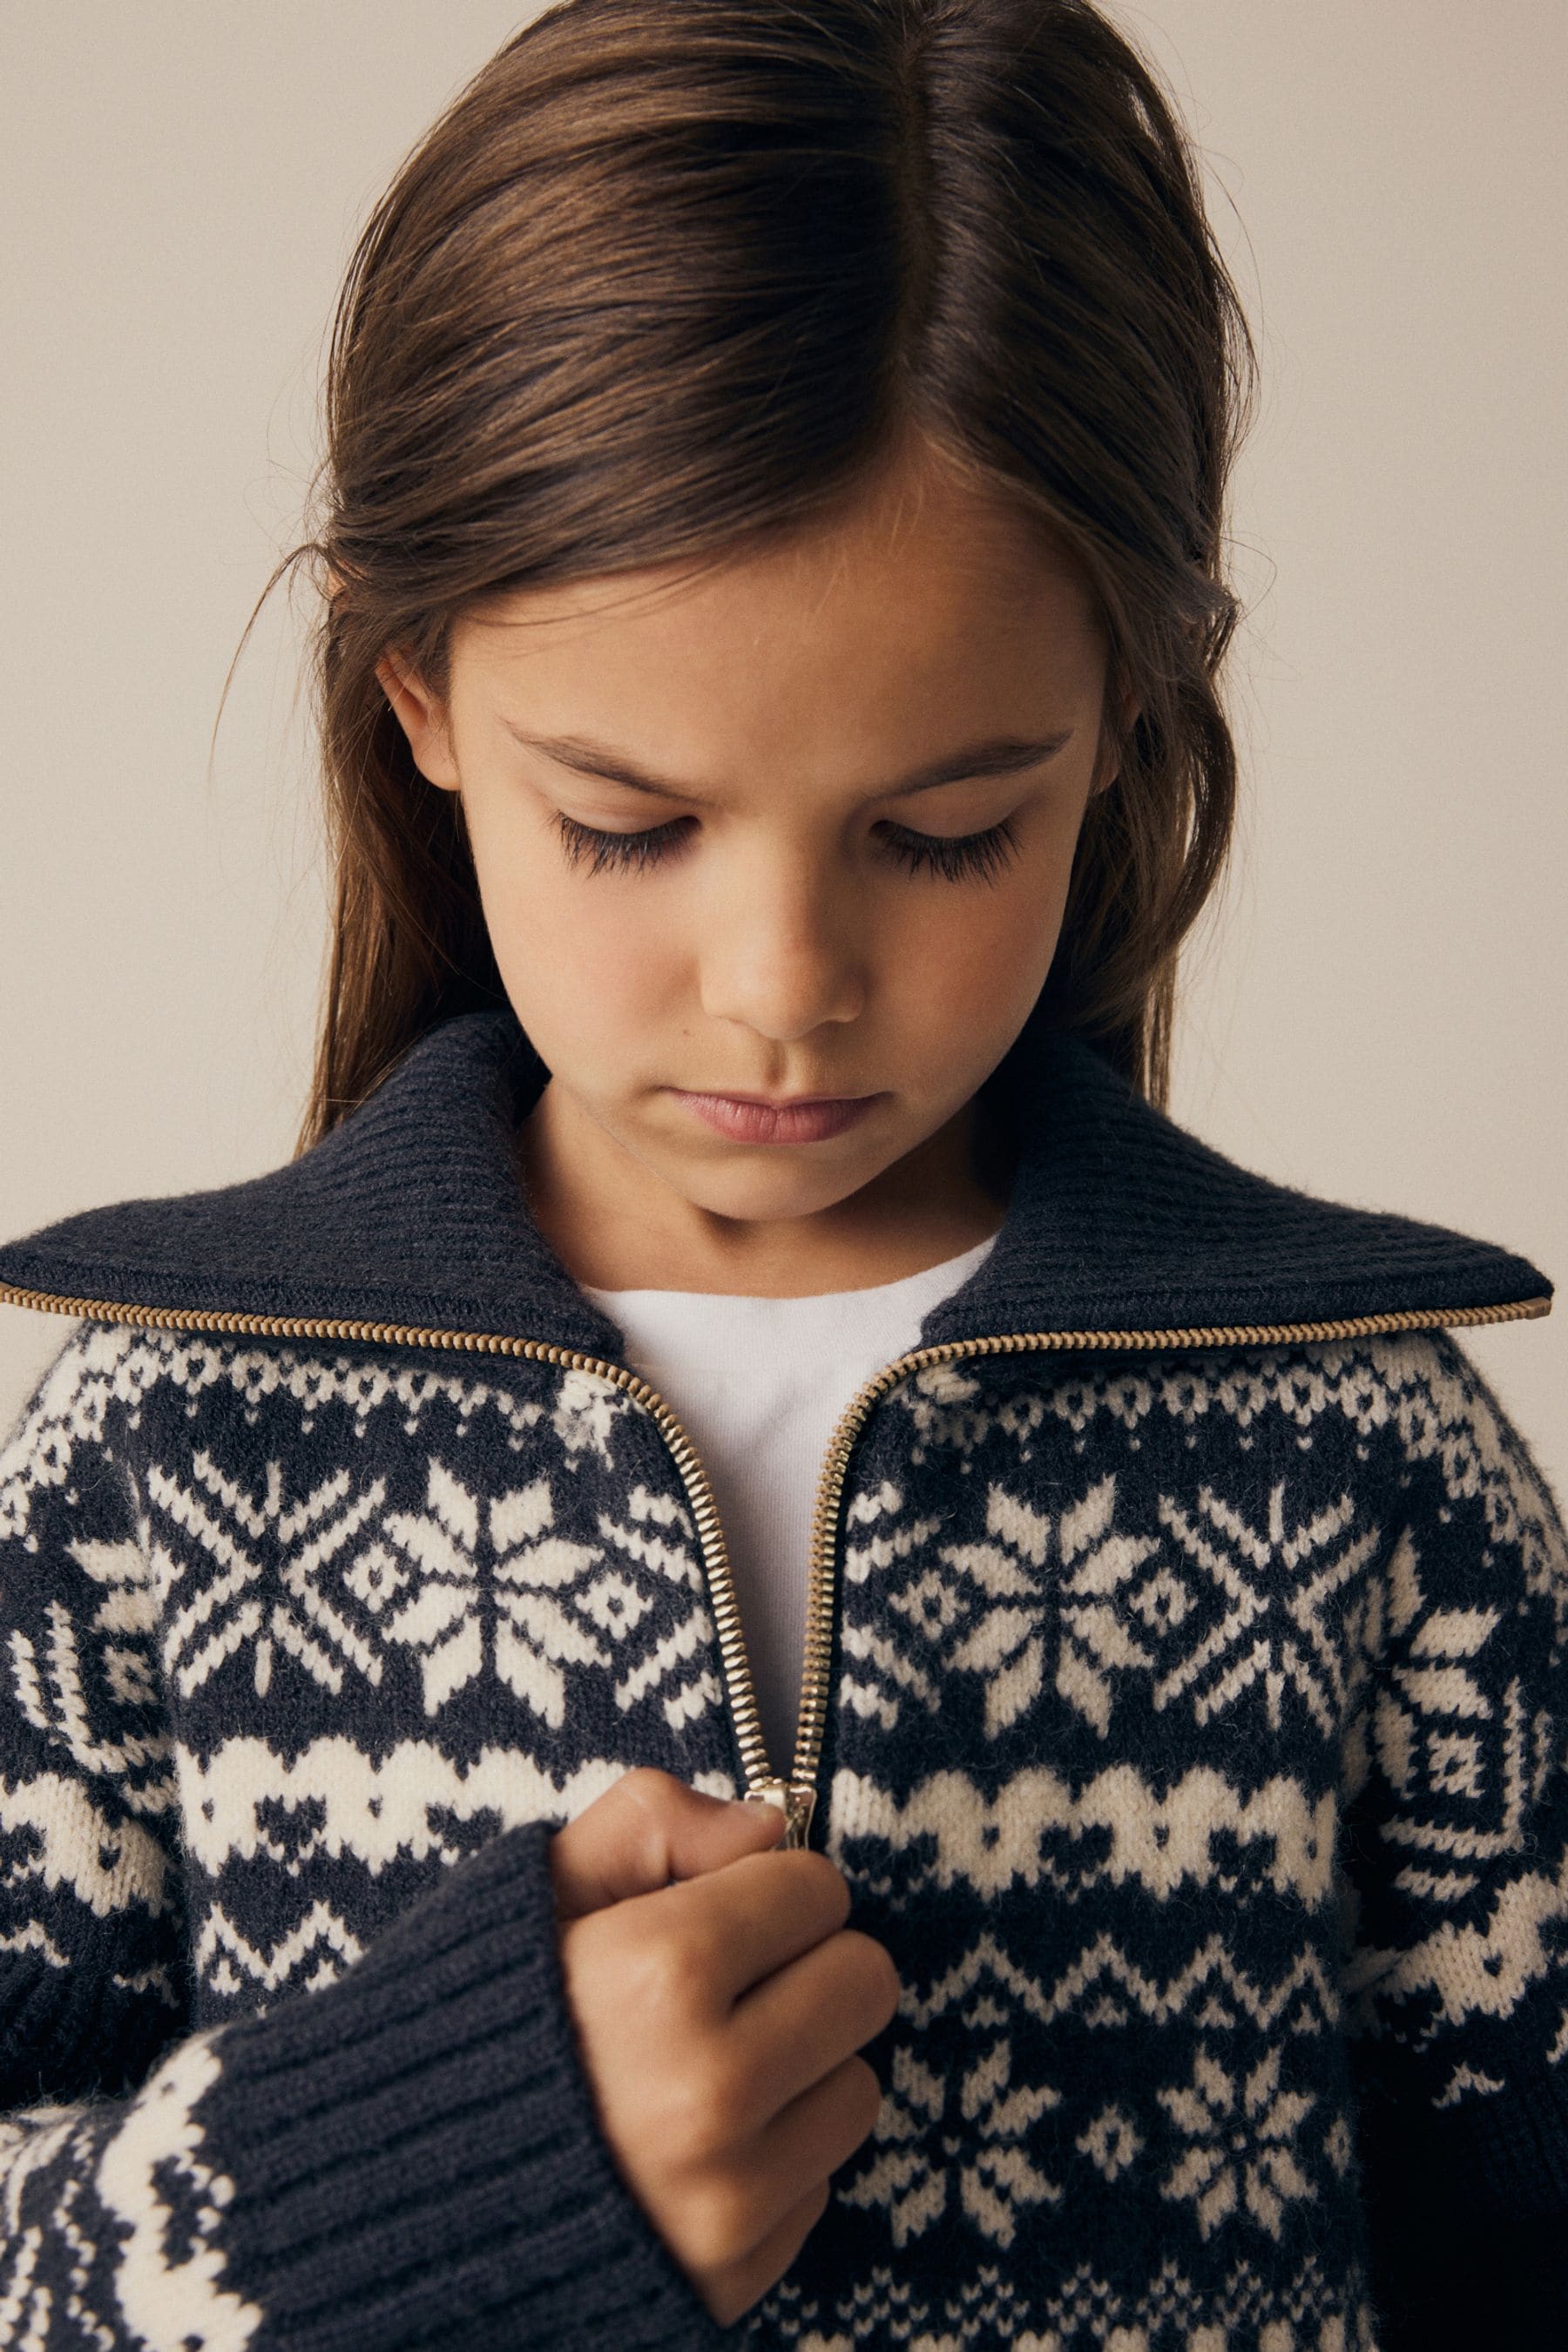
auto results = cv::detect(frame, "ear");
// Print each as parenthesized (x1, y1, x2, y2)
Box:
(375, 646, 463, 794)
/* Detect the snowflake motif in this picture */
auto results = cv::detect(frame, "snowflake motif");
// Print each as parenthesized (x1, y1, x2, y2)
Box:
(842, 2037, 1058, 2249)
(1158, 2044, 1315, 2239)
(937, 1474, 1157, 1740)
(381, 1457, 650, 1723)
(1139, 1479, 1382, 1737)
(147, 1452, 392, 1699)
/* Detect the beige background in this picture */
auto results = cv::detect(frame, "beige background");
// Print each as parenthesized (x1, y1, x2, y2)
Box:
(2, 3, 1562, 1506)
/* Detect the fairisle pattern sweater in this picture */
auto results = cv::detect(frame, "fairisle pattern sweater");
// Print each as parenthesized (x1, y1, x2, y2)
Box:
(0, 1007, 1562, 2352)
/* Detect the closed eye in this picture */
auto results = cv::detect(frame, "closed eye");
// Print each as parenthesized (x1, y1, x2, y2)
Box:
(880, 818, 1021, 884)
(551, 811, 1021, 885)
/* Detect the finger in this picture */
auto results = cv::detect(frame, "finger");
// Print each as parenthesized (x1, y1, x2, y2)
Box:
(551, 1768, 787, 1920)
(651, 1845, 853, 2013)
(724, 1928, 902, 2131)
(728, 2054, 884, 2231)
(696, 2180, 832, 2331)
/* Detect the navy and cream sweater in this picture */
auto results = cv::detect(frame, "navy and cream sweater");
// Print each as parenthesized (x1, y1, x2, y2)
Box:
(0, 1006, 1563, 2352)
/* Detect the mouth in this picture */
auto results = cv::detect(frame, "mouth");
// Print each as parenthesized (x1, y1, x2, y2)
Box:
(670, 1090, 878, 1146)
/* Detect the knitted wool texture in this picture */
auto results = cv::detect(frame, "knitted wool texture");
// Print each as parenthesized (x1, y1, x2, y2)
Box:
(0, 1009, 1563, 2352)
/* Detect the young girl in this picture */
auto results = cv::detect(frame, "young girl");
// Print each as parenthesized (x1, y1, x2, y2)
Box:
(0, 3, 1562, 2349)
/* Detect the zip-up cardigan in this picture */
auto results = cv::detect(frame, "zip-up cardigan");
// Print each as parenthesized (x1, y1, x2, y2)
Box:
(0, 1004, 1563, 2352)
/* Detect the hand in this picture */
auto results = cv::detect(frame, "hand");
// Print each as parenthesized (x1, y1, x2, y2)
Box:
(551, 1767, 901, 2328)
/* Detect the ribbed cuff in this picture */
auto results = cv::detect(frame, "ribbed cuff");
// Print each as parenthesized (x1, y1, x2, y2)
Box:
(196, 1821, 733, 2351)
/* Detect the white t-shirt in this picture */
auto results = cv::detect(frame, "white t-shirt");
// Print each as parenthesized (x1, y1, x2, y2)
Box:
(584, 1233, 997, 1774)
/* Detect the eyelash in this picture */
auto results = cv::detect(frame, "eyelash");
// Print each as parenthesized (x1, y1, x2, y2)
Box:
(551, 811, 1022, 886)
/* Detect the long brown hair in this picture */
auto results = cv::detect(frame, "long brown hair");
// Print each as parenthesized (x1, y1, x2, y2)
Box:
(239, 0, 1256, 1152)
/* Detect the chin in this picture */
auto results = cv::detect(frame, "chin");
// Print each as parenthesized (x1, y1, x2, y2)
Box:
(670, 1158, 880, 1223)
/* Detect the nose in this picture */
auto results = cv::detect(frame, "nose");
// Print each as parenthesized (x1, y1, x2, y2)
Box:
(697, 838, 867, 1043)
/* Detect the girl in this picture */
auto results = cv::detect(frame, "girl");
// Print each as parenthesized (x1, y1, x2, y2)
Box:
(0, 3, 1562, 2349)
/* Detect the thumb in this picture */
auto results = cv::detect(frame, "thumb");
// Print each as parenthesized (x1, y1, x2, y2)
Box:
(549, 1767, 787, 1921)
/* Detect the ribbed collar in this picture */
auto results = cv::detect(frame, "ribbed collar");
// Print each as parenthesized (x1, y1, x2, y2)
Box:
(0, 1007, 1551, 1363)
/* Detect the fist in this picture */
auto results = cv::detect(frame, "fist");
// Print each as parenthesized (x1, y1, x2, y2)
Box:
(551, 1769, 901, 2327)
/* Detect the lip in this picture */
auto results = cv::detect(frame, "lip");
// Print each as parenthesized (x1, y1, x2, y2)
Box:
(672, 1090, 876, 1146)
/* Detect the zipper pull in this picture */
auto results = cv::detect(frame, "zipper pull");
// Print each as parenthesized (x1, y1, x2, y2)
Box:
(748, 1779, 818, 1850)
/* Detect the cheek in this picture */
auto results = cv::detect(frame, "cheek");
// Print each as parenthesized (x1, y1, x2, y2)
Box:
(472, 835, 680, 1062)
(890, 852, 1078, 1039)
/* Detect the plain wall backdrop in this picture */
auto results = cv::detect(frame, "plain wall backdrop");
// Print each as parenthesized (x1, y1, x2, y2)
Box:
(2, 3, 1563, 1505)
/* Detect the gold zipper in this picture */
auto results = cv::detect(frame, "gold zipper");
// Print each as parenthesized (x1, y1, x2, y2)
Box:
(0, 1281, 1550, 1848)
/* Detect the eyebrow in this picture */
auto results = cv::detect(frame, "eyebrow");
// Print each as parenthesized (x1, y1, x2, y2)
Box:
(500, 723, 1076, 803)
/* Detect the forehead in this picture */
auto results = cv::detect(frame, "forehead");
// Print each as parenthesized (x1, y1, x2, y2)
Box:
(449, 447, 1106, 799)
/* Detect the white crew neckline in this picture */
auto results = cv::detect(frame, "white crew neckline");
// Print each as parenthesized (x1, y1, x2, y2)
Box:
(585, 1228, 1001, 1310)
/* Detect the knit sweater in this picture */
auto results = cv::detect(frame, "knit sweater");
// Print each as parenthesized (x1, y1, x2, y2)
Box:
(0, 1005, 1562, 2352)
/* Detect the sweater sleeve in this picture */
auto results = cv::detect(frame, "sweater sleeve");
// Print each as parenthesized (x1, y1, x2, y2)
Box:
(0, 1325, 731, 2351)
(1340, 1331, 1568, 2350)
